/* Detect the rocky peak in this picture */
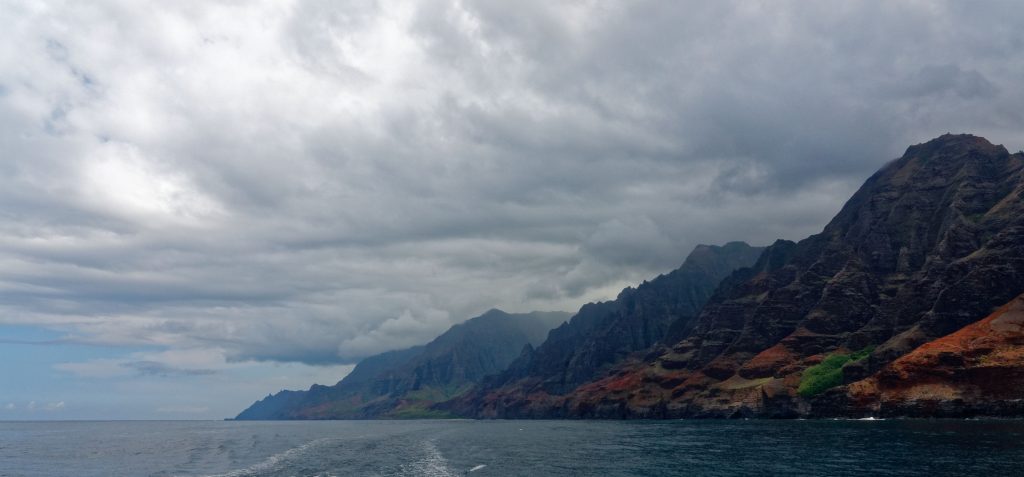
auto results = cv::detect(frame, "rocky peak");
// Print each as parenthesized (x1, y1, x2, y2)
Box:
(902, 133, 1008, 160)
(463, 241, 765, 406)
(504, 134, 1024, 419)
(674, 135, 1023, 368)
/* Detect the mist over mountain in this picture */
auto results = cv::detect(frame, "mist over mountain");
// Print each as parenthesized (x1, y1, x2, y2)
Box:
(238, 241, 763, 420)
(455, 241, 763, 409)
(236, 310, 568, 419)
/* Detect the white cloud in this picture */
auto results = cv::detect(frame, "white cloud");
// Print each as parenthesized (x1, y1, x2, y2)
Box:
(79, 142, 223, 224)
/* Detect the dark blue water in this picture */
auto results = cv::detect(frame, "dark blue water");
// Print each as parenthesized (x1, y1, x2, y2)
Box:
(1, 419, 1023, 476)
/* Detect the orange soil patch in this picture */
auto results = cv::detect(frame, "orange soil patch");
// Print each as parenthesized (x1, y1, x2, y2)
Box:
(848, 294, 1024, 404)
(740, 343, 797, 377)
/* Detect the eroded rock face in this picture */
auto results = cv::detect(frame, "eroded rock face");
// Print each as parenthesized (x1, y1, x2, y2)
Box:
(456, 134, 1024, 418)
(830, 294, 1024, 418)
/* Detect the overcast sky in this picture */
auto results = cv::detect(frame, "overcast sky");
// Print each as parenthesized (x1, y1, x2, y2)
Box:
(2, 0, 1023, 419)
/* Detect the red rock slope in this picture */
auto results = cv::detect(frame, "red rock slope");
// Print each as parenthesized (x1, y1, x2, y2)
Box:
(842, 294, 1024, 417)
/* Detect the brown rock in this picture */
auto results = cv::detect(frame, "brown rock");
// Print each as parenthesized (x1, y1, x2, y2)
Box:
(837, 294, 1024, 417)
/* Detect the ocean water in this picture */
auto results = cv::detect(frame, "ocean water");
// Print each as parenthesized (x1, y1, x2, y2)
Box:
(1, 419, 1023, 476)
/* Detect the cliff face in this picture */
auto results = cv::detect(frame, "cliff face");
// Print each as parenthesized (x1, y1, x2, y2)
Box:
(452, 241, 765, 416)
(459, 134, 1024, 418)
(823, 294, 1024, 417)
(235, 310, 568, 419)
(235, 345, 426, 420)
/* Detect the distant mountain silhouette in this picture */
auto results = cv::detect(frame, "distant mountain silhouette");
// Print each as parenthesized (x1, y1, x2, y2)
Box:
(235, 310, 567, 419)
(450, 241, 764, 416)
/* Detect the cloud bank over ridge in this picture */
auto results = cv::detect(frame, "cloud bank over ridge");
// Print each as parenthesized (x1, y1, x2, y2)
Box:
(1, 0, 1023, 379)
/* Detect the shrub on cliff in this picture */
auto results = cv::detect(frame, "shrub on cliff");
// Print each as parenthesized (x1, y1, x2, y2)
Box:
(798, 347, 874, 397)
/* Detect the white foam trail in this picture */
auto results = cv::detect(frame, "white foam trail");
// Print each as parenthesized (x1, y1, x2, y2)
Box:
(401, 439, 457, 477)
(469, 464, 487, 472)
(197, 438, 333, 477)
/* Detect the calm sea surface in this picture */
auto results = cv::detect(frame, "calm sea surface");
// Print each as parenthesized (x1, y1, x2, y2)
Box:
(1, 419, 1023, 476)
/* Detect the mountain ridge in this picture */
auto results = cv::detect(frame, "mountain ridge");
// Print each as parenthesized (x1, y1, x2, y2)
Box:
(235, 309, 569, 419)
(455, 133, 1024, 418)
(237, 133, 1024, 420)
(449, 241, 765, 416)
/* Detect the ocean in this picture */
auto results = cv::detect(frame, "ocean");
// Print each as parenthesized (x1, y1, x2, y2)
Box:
(1, 419, 1022, 476)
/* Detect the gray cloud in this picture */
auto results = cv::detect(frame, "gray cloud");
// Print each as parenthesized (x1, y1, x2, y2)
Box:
(124, 361, 216, 377)
(1, 1, 1023, 367)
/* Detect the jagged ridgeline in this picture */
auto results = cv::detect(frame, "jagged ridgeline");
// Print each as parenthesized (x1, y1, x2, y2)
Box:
(441, 241, 765, 417)
(235, 310, 569, 419)
(239, 134, 1024, 420)
(236, 242, 764, 419)
(463, 134, 1024, 418)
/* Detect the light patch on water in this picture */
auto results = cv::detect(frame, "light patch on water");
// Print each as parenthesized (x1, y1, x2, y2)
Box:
(197, 437, 335, 477)
(400, 439, 457, 477)
(469, 464, 487, 472)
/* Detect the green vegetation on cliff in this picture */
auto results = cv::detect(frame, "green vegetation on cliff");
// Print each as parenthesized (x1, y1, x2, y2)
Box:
(798, 347, 873, 397)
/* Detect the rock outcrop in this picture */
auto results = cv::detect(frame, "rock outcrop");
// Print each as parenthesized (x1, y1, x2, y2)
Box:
(826, 294, 1024, 417)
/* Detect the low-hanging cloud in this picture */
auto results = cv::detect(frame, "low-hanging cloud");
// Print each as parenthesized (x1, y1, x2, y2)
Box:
(1, 0, 1023, 368)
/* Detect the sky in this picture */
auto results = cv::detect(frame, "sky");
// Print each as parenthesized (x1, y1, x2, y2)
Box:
(1, 0, 1024, 420)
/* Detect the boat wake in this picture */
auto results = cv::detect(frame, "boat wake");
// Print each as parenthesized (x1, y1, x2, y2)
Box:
(198, 437, 336, 477)
(400, 439, 458, 477)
